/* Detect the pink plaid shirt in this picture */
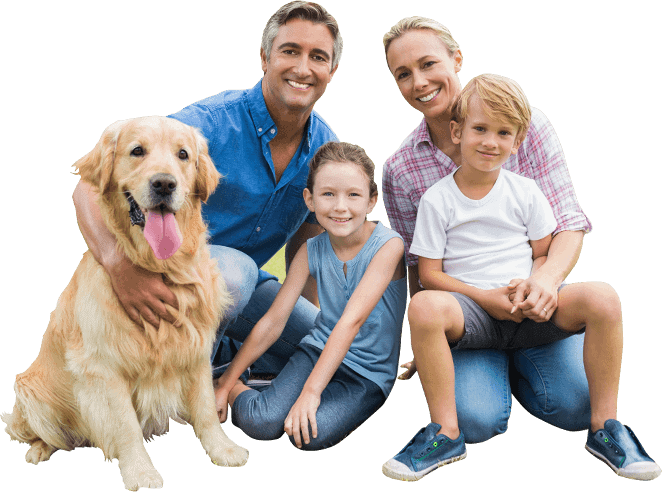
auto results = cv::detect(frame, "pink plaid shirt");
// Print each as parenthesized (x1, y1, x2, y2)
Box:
(383, 108, 592, 267)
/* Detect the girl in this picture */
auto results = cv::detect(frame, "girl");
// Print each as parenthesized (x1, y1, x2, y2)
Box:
(214, 141, 407, 450)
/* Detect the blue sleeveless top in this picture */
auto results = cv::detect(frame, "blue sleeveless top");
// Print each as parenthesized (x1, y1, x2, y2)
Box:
(300, 222, 407, 397)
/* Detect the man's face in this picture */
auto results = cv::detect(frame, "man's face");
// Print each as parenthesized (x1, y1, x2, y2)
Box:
(261, 18, 337, 117)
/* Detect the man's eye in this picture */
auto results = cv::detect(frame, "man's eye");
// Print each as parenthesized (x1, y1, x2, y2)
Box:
(131, 146, 144, 156)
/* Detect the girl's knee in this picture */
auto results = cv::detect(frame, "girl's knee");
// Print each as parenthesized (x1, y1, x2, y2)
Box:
(230, 392, 287, 441)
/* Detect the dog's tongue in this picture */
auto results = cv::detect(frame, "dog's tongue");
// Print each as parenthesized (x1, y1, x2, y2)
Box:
(144, 210, 182, 260)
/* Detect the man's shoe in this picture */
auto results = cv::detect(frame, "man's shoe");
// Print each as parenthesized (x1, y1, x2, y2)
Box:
(382, 423, 466, 481)
(586, 419, 661, 480)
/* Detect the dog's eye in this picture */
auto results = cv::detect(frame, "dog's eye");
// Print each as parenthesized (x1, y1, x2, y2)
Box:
(179, 149, 189, 160)
(131, 146, 144, 157)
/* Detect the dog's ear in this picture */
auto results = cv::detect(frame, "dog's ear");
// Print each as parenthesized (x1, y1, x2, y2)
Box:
(193, 128, 221, 203)
(74, 119, 126, 194)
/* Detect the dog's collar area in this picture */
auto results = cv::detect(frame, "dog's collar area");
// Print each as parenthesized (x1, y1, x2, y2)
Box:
(124, 191, 146, 227)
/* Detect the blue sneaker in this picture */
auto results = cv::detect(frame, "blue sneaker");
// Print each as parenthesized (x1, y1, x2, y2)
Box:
(585, 419, 661, 480)
(382, 423, 466, 481)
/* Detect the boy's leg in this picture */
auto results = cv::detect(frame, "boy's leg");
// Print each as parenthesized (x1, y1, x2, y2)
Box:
(408, 290, 465, 439)
(552, 282, 660, 480)
(551, 282, 622, 432)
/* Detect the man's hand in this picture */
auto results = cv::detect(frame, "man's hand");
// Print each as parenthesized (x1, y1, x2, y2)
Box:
(284, 390, 321, 448)
(476, 286, 524, 322)
(106, 255, 179, 328)
(509, 271, 558, 322)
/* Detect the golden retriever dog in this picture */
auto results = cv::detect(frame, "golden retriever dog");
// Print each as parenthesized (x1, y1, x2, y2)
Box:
(2, 116, 248, 490)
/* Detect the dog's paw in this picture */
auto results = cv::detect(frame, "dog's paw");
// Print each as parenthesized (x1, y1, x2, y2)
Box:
(122, 467, 164, 491)
(209, 445, 249, 467)
(25, 440, 56, 464)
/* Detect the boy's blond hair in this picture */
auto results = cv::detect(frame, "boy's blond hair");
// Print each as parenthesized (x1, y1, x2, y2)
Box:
(383, 16, 460, 58)
(451, 74, 531, 141)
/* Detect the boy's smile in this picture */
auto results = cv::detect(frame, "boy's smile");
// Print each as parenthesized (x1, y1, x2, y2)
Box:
(451, 96, 522, 178)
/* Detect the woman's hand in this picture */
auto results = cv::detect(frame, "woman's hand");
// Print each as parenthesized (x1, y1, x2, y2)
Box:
(284, 391, 321, 448)
(509, 271, 558, 322)
(398, 359, 417, 380)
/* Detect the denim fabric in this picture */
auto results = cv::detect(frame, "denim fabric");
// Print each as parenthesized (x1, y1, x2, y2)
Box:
(231, 343, 385, 450)
(170, 80, 337, 286)
(454, 333, 591, 443)
(208, 245, 319, 375)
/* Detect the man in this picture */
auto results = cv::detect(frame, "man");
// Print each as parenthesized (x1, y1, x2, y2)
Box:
(72, 1, 341, 376)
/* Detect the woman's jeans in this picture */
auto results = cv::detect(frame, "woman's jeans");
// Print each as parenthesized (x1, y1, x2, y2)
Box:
(209, 245, 591, 444)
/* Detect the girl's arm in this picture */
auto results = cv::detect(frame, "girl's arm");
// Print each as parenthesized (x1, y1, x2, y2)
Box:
(215, 244, 311, 421)
(284, 237, 404, 448)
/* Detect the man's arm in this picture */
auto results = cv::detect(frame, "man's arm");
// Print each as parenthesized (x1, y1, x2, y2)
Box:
(73, 180, 178, 327)
(285, 221, 324, 306)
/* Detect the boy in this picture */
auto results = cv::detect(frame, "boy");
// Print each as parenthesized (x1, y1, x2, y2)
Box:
(382, 74, 660, 482)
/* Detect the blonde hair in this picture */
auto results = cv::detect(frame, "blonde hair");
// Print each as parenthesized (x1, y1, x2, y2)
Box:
(451, 74, 532, 140)
(383, 16, 460, 58)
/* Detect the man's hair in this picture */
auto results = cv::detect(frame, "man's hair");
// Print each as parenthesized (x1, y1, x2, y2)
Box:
(451, 74, 532, 141)
(306, 141, 378, 197)
(261, 1, 342, 71)
(383, 16, 460, 59)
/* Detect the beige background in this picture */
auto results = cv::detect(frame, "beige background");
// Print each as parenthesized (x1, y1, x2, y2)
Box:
(1, 0, 659, 492)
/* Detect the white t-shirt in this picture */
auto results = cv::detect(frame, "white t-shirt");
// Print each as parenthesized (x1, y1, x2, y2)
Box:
(410, 169, 557, 290)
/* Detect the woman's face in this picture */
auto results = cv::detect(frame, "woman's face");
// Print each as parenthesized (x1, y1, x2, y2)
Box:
(386, 29, 463, 120)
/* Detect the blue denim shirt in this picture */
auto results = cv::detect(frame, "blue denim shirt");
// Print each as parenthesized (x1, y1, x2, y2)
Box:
(170, 79, 337, 284)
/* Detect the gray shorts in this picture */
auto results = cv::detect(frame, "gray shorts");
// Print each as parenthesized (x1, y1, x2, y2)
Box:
(449, 286, 583, 350)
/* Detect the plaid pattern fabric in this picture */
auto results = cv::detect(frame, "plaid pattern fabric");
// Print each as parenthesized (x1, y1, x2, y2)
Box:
(383, 108, 592, 267)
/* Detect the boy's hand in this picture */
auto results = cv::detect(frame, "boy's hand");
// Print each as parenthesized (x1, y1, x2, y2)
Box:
(509, 272, 558, 322)
(398, 360, 417, 380)
(284, 391, 321, 448)
(477, 286, 524, 322)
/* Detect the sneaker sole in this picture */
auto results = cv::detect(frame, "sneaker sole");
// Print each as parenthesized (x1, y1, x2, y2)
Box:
(585, 445, 662, 481)
(382, 451, 467, 481)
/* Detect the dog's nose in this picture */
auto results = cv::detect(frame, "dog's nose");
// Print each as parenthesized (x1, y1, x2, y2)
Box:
(150, 173, 177, 197)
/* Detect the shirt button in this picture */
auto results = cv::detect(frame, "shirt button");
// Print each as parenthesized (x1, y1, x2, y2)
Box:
(256, 227, 261, 232)
(258, 128, 262, 132)
(270, 129, 275, 134)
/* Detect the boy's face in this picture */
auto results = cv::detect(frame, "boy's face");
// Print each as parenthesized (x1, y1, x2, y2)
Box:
(450, 96, 522, 175)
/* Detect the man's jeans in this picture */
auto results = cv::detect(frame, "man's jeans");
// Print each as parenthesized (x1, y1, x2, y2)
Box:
(209, 245, 590, 443)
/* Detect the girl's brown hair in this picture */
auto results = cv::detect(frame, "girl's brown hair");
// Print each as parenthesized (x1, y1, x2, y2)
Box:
(306, 141, 378, 197)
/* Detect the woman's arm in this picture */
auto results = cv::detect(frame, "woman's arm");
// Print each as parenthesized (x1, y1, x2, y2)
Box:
(283, 237, 404, 448)
(215, 244, 312, 421)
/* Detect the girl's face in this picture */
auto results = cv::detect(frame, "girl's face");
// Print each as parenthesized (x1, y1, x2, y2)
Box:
(386, 29, 463, 121)
(303, 161, 377, 241)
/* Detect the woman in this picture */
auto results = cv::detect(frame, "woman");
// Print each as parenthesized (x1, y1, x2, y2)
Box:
(381, 15, 592, 447)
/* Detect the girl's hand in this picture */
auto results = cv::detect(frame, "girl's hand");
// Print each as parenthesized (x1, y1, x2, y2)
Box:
(398, 359, 417, 380)
(284, 391, 321, 448)
(214, 380, 231, 423)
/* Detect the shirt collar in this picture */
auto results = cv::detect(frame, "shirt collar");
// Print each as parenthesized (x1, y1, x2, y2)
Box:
(247, 78, 275, 138)
(412, 118, 433, 148)
(247, 78, 313, 152)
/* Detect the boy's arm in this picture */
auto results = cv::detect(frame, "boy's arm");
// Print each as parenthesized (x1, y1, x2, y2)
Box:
(418, 256, 523, 322)
(284, 238, 404, 448)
